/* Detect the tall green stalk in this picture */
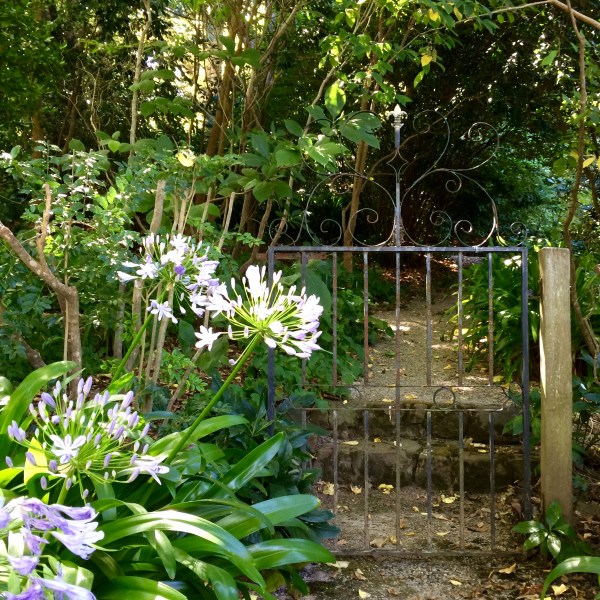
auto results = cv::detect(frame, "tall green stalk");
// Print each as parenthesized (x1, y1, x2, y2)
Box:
(166, 335, 262, 463)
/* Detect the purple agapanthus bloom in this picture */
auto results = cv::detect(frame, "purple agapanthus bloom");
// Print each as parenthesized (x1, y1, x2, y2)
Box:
(8, 555, 39, 576)
(37, 576, 96, 600)
(5, 581, 44, 600)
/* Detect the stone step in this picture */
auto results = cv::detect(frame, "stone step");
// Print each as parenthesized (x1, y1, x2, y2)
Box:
(304, 403, 520, 446)
(313, 437, 526, 493)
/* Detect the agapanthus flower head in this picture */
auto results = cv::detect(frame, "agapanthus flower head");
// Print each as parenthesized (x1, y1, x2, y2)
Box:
(7, 378, 168, 488)
(117, 233, 220, 320)
(197, 265, 323, 359)
(1, 497, 100, 599)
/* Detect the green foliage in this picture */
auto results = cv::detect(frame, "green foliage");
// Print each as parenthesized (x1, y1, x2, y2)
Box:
(446, 247, 541, 382)
(0, 365, 335, 599)
(513, 501, 591, 563)
(541, 556, 600, 600)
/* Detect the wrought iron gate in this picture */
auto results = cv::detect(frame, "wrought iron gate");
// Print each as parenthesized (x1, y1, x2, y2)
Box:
(266, 108, 531, 556)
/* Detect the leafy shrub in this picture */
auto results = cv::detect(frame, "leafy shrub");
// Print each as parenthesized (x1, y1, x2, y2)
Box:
(513, 500, 591, 563)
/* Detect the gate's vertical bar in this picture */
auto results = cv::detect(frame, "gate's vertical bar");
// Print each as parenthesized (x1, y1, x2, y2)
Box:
(363, 409, 370, 550)
(395, 408, 402, 550)
(459, 411, 465, 549)
(333, 253, 338, 387)
(333, 409, 339, 552)
(301, 252, 308, 387)
(395, 251, 402, 404)
(489, 412, 496, 550)
(487, 252, 495, 385)
(267, 247, 276, 428)
(457, 252, 464, 386)
(426, 252, 432, 386)
(521, 246, 532, 519)
(363, 252, 370, 384)
(426, 410, 433, 549)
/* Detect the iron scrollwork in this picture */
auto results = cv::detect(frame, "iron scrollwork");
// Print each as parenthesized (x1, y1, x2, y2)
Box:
(278, 105, 517, 248)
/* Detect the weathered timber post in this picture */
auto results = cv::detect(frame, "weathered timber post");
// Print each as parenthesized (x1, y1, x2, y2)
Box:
(539, 247, 573, 523)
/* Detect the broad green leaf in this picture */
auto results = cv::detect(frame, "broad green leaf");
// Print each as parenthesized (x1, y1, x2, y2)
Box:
(99, 510, 263, 585)
(248, 539, 335, 570)
(90, 552, 123, 580)
(252, 181, 274, 202)
(0, 362, 75, 457)
(172, 548, 239, 600)
(219, 35, 235, 54)
(188, 202, 220, 220)
(129, 79, 155, 93)
(546, 532, 562, 558)
(140, 101, 157, 117)
(545, 500, 561, 529)
(149, 415, 247, 455)
(217, 495, 319, 539)
(95, 577, 187, 600)
(231, 48, 261, 68)
(251, 132, 271, 159)
(148, 530, 177, 579)
(540, 50, 558, 67)
(523, 531, 546, 550)
(284, 119, 304, 137)
(339, 112, 381, 148)
(275, 149, 301, 167)
(306, 105, 327, 122)
(68, 139, 85, 151)
(178, 320, 197, 352)
(512, 520, 544, 534)
(203, 433, 284, 498)
(324, 82, 346, 120)
(541, 556, 600, 599)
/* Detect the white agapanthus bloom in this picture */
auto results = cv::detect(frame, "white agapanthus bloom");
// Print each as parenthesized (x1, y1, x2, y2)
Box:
(196, 265, 323, 359)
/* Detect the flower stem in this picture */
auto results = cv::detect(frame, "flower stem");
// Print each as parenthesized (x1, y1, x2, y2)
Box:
(166, 335, 262, 463)
(112, 288, 166, 381)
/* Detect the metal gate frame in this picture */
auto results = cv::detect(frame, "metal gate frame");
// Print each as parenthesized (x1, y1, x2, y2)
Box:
(265, 108, 532, 555)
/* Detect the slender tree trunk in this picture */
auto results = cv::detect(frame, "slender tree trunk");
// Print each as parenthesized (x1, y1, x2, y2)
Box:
(0, 186, 81, 368)
(562, 0, 599, 368)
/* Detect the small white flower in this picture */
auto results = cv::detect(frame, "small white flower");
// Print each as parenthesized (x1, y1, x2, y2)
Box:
(49, 434, 87, 464)
(194, 326, 222, 351)
(148, 300, 178, 323)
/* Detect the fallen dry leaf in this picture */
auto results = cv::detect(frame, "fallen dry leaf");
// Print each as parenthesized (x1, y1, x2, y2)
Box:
(353, 569, 367, 581)
(449, 579, 462, 586)
(436, 531, 451, 536)
(328, 560, 349, 569)
(444, 364, 453, 370)
(370, 536, 389, 548)
(322, 482, 334, 496)
(404, 394, 418, 400)
(378, 483, 394, 491)
(398, 518, 408, 529)
(358, 590, 371, 599)
(552, 583, 569, 596)
(350, 485, 362, 495)
(387, 588, 401, 597)
(441, 495, 457, 504)
(343, 441, 359, 446)
(432, 513, 450, 521)
(412, 506, 420, 513)
(373, 437, 382, 443)
(498, 563, 517, 575)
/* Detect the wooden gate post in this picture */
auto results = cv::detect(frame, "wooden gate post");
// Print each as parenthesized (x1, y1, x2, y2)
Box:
(539, 247, 573, 524)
